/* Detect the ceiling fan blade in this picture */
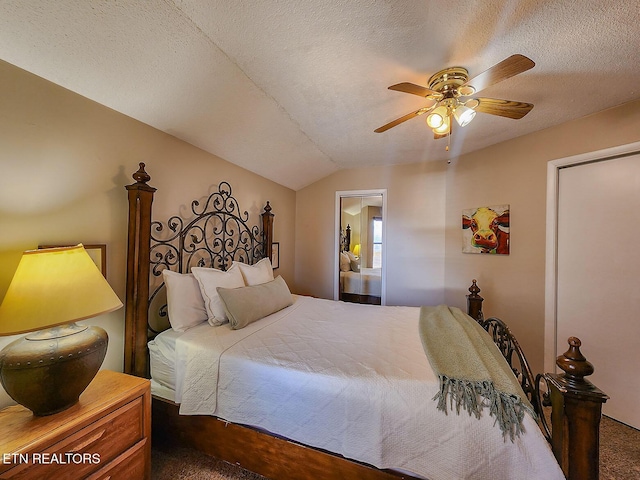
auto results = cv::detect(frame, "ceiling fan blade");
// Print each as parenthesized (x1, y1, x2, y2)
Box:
(388, 82, 443, 100)
(460, 54, 535, 95)
(374, 105, 435, 133)
(473, 98, 534, 119)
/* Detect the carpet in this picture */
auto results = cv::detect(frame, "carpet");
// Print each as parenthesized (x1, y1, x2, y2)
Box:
(151, 415, 639, 480)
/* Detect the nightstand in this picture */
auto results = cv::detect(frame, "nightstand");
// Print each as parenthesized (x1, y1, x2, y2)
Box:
(0, 370, 150, 479)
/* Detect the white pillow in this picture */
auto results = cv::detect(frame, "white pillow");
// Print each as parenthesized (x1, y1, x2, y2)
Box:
(192, 264, 246, 326)
(233, 257, 274, 286)
(162, 270, 208, 332)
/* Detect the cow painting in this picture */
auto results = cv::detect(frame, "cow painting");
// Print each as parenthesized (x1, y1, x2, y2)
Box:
(462, 205, 510, 254)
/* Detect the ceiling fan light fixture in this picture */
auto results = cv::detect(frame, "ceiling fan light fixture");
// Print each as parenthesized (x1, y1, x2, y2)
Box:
(453, 104, 476, 127)
(426, 113, 443, 129)
(433, 114, 451, 135)
(426, 105, 448, 129)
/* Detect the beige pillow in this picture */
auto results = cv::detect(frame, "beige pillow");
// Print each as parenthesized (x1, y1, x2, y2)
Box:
(217, 275, 293, 330)
(346, 250, 360, 272)
(162, 270, 208, 332)
(192, 264, 246, 326)
(233, 257, 274, 285)
(339, 252, 351, 272)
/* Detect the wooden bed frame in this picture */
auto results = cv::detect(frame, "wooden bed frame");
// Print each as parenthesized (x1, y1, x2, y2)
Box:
(123, 164, 607, 480)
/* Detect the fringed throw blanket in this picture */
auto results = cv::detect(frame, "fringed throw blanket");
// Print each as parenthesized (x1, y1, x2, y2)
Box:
(419, 305, 534, 440)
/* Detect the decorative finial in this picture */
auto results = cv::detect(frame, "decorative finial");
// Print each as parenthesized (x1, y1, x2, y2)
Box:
(556, 337, 594, 382)
(263, 201, 272, 214)
(132, 162, 151, 184)
(468, 279, 481, 297)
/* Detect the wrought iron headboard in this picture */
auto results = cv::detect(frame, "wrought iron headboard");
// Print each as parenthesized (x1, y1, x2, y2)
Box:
(124, 163, 274, 376)
(147, 182, 272, 334)
(150, 181, 267, 276)
(340, 224, 351, 252)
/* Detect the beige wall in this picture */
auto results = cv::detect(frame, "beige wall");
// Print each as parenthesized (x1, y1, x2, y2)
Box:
(444, 99, 640, 372)
(296, 99, 640, 375)
(295, 161, 447, 306)
(0, 60, 296, 408)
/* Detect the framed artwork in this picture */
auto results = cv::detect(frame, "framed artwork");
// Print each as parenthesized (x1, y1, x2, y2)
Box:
(461, 205, 510, 254)
(271, 242, 280, 269)
(39, 244, 107, 276)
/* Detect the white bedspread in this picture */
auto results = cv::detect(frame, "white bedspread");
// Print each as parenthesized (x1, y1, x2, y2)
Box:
(167, 295, 563, 480)
(172, 304, 285, 413)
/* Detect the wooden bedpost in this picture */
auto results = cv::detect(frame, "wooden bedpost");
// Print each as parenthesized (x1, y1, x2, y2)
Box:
(261, 201, 274, 263)
(466, 279, 483, 321)
(124, 163, 156, 378)
(545, 337, 608, 480)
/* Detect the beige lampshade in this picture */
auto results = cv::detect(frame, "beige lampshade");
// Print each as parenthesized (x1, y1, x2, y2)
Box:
(0, 245, 123, 336)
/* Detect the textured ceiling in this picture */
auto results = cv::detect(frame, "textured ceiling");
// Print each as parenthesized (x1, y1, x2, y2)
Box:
(1, 1, 639, 190)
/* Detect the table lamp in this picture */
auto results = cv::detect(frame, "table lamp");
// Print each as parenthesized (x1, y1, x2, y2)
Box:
(0, 245, 123, 416)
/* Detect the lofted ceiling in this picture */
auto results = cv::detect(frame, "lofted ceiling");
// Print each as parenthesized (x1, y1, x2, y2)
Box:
(1, 1, 639, 190)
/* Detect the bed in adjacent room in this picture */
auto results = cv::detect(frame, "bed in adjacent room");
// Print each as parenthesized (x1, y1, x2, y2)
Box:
(339, 227, 382, 305)
(339, 267, 382, 304)
(123, 164, 607, 480)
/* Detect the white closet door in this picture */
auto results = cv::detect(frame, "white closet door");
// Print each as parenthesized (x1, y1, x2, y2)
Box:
(556, 153, 640, 428)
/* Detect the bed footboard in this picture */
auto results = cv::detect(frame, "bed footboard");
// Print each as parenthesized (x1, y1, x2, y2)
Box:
(466, 280, 608, 480)
(545, 338, 608, 480)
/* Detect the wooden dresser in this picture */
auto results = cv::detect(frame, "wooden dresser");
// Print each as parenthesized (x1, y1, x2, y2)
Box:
(0, 370, 150, 480)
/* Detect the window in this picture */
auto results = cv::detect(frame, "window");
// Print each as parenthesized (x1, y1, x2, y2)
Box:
(372, 217, 382, 268)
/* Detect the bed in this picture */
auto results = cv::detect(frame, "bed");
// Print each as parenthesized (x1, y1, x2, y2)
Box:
(339, 228, 382, 304)
(123, 163, 607, 480)
(339, 268, 382, 304)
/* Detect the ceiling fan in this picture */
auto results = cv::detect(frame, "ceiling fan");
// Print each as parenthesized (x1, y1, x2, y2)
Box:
(374, 54, 535, 140)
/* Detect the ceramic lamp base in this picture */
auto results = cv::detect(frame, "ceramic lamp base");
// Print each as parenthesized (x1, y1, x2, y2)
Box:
(0, 322, 108, 416)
